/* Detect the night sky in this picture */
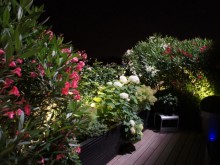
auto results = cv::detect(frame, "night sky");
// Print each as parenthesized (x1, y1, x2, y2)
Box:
(34, 0, 220, 62)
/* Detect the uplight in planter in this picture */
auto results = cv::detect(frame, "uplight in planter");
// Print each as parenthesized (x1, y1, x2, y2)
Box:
(208, 130, 217, 142)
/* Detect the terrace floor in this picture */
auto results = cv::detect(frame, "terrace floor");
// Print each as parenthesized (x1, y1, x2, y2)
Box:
(107, 128, 218, 165)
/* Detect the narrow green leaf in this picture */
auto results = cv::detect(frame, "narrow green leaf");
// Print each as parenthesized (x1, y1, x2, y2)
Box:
(3, 8, 10, 27)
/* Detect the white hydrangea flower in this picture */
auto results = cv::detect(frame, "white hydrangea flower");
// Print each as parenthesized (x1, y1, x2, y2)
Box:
(128, 75, 140, 84)
(129, 120, 135, 126)
(137, 124, 144, 131)
(113, 81, 123, 87)
(90, 103, 96, 108)
(107, 82, 113, 85)
(119, 92, 130, 101)
(130, 127, 136, 134)
(119, 75, 128, 84)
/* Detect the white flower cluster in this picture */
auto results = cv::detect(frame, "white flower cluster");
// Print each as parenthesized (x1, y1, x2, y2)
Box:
(126, 49, 133, 55)
(119, 92, 130, 101)
(145, 64, 159, 77)
(128, 75, 140, 84)
(113, 81, 123, 87)
(160, 43, 170, 50)
(119, 75, 128, 84)
(129, 120, 144, 135)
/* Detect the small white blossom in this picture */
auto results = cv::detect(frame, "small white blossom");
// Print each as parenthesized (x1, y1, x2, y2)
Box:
(137, 124, 144, 131)
(128, 75, 140, 84)
(113, 81, 123, 87)
(129, 120, 135, 126)
(119, 75, 128, 84)
(66, 113, 72, 119)
(90, 103, 96, 107)
(126, 49, 133, 55)
(119, 92, 130, 101)
(52, 50, 56, 57)
(107, 82, 113, 86)
(130, 127, 136, 134)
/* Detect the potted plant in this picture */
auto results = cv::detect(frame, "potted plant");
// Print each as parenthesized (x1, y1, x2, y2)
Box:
(154, 91, 178, 116)
(200, 95, 220, 162)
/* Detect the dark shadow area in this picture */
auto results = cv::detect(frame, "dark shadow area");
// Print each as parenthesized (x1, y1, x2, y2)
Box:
(200, 95, 220, 113)
(118, 142, 136, 155)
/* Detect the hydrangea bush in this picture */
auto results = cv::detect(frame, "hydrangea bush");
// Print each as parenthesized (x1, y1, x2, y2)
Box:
(89, 75, 157, 142)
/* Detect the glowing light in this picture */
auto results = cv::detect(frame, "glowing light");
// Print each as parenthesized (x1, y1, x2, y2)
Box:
(208, 131, 217, 142)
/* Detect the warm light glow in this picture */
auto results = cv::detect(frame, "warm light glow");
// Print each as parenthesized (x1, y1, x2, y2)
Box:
(186, 72, 214, 100)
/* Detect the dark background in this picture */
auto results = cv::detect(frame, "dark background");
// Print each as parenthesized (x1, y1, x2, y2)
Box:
(34, 0, 220, 62)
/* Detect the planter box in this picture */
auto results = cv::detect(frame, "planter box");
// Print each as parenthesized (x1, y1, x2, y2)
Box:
(79, 125, 122, 165)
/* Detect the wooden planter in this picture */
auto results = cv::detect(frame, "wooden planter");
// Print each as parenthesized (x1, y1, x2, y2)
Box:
(79, 125, 122, 165)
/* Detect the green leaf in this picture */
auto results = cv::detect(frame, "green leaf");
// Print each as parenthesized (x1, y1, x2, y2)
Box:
(14, 27, 22, 50)
(93, 97, 102, 102)
(3, 7, 10, 27)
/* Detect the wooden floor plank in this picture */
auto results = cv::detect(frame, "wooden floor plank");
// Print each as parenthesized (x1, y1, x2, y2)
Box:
(107, 130, 209, 165)
(164, 132, 189, 165)
(131, 133, 167, 165)
(144, 133, 173, 165)
(107, 129, 154, 165)
(186, 133, 203, 165)
(154, 132, 181, 165)
(119, 130, 159, 165)
(175, 132, 197, 165)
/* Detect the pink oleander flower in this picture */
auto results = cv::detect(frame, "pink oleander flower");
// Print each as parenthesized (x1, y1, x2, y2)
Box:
(12, 67, 22, 77)
(31, 59, 36, 63)
(62, 87, 69, 95)
(64, 82, 71, 88)
(71, 80, 78, 88)
(0, 49, 5, 55)
(70, 57, 78, 63)
(76, 146, 81, 153)
(69, 71, 79, 80)
(16, 108, 23, 115)
(24, 104, 31, 116)
(30, 72, 37, 78)
(74, 94, 81, 100)
(78, 61, 85, 67)
(4, 78, 14, 88)
(199, 45, 207, 52)
(72, 89, 79, 95)
(82, 52, 87, 60)
(37, 157, 45, 165)
(38, 64, 45, 77)
(9, 61, 16, 67)
(61, 48, 71, 54)
(9, 86, 20, 96)
(5, 111, 15, 119)
(16, 58, 23, 64)
(56, 154, 65, 160)
(45, 30, 53, 40)
(75, 62, 85, 71)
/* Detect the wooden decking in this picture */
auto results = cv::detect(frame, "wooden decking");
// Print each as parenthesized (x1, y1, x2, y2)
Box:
(107, 129, 212, 165)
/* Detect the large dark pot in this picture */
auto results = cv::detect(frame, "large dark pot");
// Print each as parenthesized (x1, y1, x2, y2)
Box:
(79, 124, 122, 165)
(200, 95, 220, 163)
(138, 110, 151, 129)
